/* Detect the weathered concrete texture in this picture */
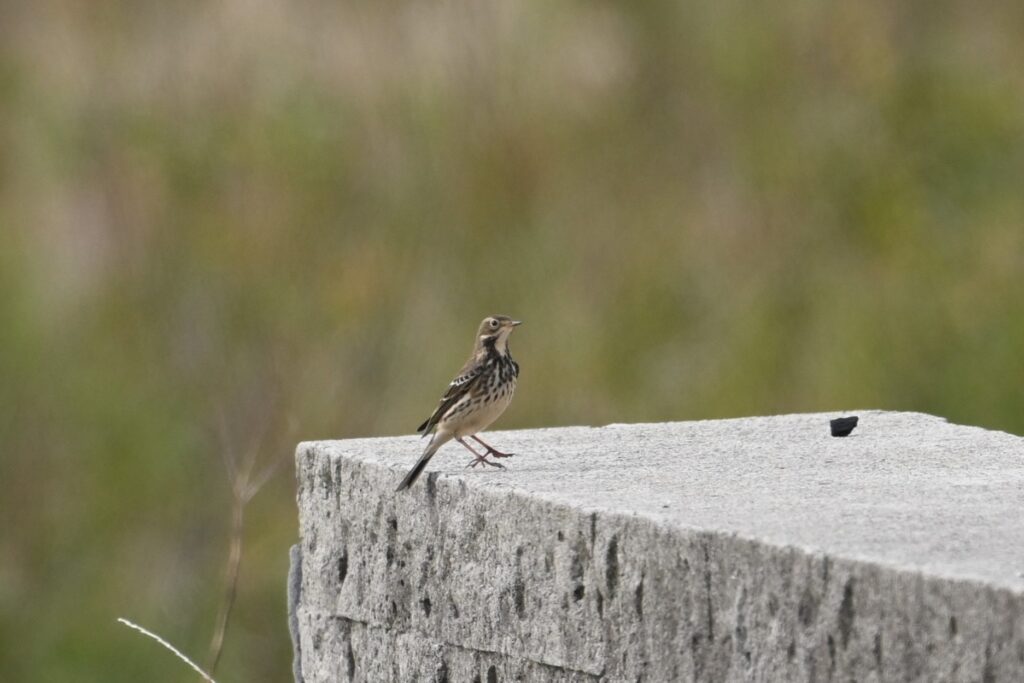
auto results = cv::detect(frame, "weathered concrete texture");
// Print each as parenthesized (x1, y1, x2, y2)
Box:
(291, 411, 1024, 682)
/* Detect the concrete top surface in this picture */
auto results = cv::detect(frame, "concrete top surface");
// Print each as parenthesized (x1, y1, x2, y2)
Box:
(304, 411, 1024, 592)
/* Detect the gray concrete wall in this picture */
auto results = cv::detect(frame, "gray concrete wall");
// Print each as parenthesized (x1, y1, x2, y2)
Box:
(289, 411, 1024, 682)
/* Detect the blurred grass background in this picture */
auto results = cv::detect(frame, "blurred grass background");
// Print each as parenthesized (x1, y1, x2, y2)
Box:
(2, 1, 1023, 680)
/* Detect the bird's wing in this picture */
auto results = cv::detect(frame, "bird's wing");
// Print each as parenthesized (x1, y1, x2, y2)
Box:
(416, 359, 485, 435)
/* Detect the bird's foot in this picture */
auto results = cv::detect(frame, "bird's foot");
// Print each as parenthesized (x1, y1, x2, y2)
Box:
(465, 455, 506, 470)
(484, 447, 515, 459)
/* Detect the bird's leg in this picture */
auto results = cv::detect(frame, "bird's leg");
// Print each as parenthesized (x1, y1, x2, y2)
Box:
(470, 434, 515, 459)
(457, 437, 505, 470)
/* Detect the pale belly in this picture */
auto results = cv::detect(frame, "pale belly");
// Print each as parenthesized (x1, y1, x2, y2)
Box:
(440, 381, 516, 437)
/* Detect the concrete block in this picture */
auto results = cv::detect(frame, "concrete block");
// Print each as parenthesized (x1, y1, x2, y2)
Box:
(290, 411, 1024, 682)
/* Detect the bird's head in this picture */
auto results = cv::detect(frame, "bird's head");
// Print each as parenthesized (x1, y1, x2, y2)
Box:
(477, 315, 522, 353)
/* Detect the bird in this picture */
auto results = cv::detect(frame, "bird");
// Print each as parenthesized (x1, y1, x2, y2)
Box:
(395, 315, 522, 491)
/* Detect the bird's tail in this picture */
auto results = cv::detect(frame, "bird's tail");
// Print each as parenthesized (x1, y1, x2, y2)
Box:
(395, 432, 450, 491)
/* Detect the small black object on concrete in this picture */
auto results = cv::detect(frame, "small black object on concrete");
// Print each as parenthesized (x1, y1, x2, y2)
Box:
(831, 416, 859, 437)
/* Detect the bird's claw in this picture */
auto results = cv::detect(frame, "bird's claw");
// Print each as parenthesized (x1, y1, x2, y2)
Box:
(465, 456, 506, 470)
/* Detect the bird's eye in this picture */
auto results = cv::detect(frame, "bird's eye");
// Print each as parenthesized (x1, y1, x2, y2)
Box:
(489, 319, 499, 328)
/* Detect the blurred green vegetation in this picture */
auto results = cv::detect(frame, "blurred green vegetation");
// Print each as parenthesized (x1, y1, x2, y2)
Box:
(2, 1, 1024, 680)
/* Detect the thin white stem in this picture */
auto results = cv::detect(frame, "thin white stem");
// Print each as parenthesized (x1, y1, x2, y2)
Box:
(116, 617, 218, 683)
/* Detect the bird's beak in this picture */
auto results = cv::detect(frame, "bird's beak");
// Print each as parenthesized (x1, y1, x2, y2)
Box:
(510, 320, 523, 326)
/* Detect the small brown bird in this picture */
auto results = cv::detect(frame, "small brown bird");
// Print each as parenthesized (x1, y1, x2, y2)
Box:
(396, 315, 522, 491)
